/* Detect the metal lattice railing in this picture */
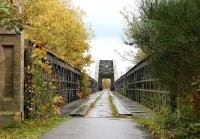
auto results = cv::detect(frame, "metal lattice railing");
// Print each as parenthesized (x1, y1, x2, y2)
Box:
(115, 58, 170, 112)
(24, 40, 97, 118)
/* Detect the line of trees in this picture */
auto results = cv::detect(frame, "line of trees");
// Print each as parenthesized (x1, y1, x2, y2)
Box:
(123, 0, 200, 138)
(123, 0, 200, 116)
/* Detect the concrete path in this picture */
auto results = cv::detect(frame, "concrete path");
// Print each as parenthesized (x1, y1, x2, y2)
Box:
(87, 90, 112, 118)
(41, 118, 153, 139)
(41, 90, 153, 139)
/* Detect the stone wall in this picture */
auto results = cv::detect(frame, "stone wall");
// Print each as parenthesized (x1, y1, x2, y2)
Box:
(0, 29, 24, 128)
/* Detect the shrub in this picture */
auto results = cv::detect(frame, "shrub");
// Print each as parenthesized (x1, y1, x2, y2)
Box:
(77, 71, 91, 98)
(155, 106, 200, 139)
(24, 39, 65, 119)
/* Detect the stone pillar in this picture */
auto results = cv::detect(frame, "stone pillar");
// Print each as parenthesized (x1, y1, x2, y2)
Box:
(0, 29, 24, 128)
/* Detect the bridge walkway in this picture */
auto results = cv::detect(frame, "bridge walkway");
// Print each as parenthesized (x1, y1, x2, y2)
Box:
(41, 91, 153, 139)
(113, 93, 154, 118)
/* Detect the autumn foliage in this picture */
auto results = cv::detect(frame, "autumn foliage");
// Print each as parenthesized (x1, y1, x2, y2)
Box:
(0, 0, 93, 70)
(0, 0, 94, 118)
(102, 79, 111, 90)
(77, 71, 91, 98)
(24, 0, 93, 70)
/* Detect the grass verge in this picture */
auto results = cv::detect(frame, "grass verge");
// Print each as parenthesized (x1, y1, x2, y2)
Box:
(108, 93, 118, 117)
(132, 115, 162, 139)
(0, 115, 71, 139)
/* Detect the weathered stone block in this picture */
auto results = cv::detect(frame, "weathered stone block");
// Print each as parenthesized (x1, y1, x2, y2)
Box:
(0, 113, 14, 129)
(0, 29, 24, 128)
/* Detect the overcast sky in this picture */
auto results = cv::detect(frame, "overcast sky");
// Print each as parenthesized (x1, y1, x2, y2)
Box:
(73, 0, 139, 79)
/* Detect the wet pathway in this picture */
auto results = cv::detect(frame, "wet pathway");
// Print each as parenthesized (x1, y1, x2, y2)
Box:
(41, 118, 152, 139)
(41, 90, 153, 139)
(87, 90, 112, 118)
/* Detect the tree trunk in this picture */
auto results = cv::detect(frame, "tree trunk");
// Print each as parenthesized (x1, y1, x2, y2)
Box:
(169, 82, 178, 112)
(192, 89, 200, 118)
(170, 93, 177, 112)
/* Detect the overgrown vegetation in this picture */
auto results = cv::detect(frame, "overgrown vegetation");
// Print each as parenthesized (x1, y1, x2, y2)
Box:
(0, 0, 26, 31)
(0, 116, 71, 139)
(134, 105, 200, 139)
(77, 71, 91, 98)
(108, 94, 118, 117)
(24, 39, 65, 119)
(123, 0, 200, 138)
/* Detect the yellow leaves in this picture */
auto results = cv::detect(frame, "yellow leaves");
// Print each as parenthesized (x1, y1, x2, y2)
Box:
(53, 96, 65, 104)
(78, 71, 91, 98)
(52, 96, 65, 115)
(102, 79, 111, 89)
(23, 0, 93, 70)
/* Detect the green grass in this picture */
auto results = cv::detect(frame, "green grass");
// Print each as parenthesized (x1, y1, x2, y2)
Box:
(132, 115, 163, 139)
(108, 94, 118, 117)
(0, 115, 71, 139)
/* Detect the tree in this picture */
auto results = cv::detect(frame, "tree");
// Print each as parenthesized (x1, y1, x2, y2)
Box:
(24, 0, 93, 70)
(134, 49, 147, 64)
(115, 48, 147, 64)
(0, 0, 92, 70)
(0, 0, 26, 31)
(123, 0, 200, 115)
(77, 71, 91, 98)
(121, 9, 148, 64)
(102, 79, 111, 90)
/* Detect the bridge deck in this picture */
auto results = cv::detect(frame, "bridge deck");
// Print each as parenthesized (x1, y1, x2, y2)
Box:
(114, 93, 154, 118)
